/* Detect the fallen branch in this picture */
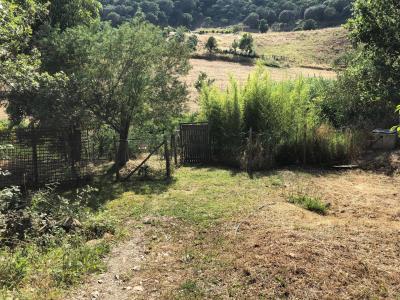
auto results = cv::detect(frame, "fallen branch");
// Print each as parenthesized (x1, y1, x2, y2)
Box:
(122, 141, 165, 181)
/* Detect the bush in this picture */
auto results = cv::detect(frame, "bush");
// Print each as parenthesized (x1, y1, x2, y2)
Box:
(239, 33, 254, 54)
(205, 36, 218, 53)
(51, 241, 109, 287)
(259, 19, 269, 33)
(0, 181, 110, 296)
(302, 19, 318, 30)
(83, 216, 116, 240)
(199, 65, 362, 168)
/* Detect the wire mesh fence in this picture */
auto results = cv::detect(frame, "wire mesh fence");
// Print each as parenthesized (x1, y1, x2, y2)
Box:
(0, 127, 92, 187)
(0, 126, 173, 188)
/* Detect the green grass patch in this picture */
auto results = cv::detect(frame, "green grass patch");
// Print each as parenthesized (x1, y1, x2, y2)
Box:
(177, 280, 204, 299)
(0, 167, 282, 298)
(103, 167, 267, 228)
(288, 194, 329, 215)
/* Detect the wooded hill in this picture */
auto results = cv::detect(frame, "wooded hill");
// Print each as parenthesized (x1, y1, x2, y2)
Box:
(100, 0, 353, 30)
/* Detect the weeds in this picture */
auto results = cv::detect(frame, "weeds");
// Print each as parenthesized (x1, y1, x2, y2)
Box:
(0, 248, 29, 289)
(288, 194, 329, 215)
(51, 241, 109, 287)
(178, 280, 204, 299)
(0, 182, 113, 297)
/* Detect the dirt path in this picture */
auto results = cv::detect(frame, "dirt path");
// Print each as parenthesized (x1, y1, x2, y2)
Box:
(69, 227, 148, 300)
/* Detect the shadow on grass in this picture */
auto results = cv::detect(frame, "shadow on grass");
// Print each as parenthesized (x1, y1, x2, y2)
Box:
(87, 174, 176, 210)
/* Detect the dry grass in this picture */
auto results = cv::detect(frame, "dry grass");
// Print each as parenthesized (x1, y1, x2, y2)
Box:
(71, 167, 400, 299)
(185, 58, 336, 111)
(196, 27, 351, 68)
(0, 28, 345, 119)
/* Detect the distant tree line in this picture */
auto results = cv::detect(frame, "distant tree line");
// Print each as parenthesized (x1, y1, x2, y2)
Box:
(100, 0, 353, 30)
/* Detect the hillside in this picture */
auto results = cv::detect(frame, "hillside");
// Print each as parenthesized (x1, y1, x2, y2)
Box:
(183, 27, 349, 110)
(196, 26, 351, 68)
(100, 0, 353, 30)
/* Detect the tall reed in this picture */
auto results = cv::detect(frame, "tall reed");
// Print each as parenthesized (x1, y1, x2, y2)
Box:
(199, 65, 361, 169)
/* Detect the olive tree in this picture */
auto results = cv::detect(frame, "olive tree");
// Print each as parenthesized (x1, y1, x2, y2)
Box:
(78, 20, 191, 170)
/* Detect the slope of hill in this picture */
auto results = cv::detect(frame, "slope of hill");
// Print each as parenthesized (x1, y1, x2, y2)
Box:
(100, 0, 353, 30)
(196, 27, 350, 68)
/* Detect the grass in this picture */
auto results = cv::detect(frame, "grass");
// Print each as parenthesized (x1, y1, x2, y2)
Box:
(288, 194, 329, 215)
(102, 167, 267, 227)
(112, 167, 400, 299)
(196, 27, 351, 68)
(2, 166, 400, 299)
(0, 239, 110, 299)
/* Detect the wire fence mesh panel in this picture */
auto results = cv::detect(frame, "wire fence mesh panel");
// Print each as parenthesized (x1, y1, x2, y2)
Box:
(0, 127, 93, 187)
(0, 126, 174, 187)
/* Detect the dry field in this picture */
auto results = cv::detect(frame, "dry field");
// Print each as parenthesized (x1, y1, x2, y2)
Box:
(0, 28, 345, 119)
(196, 27, 351, 68)
(185, 58, 337, 111)
(70, 165, 400, 300)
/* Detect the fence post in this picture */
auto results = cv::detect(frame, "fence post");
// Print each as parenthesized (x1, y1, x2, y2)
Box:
(164, 135, 171, 179)
(31, 124, 39, 187)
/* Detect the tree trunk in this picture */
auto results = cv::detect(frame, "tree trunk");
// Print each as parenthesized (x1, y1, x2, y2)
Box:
(116, 128, 129, 169)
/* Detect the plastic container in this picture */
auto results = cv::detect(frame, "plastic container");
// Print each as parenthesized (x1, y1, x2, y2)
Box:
(371, 129, 398, 150)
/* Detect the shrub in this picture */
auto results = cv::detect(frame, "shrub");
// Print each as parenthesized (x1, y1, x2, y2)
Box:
(302, 19, 318, 30)
(260, 57, 281, 68)
(288, 194, 329, 215)
(231, 24, 242, 33)
(83, 216, 116, 240)
(205, 36, 218, 53)
(195, 72, 215, 92)
(199, 65, 362, 168)
(259, 19, 269, 33)
(239, 33, 254, 54)
(187, 34, 198, 51)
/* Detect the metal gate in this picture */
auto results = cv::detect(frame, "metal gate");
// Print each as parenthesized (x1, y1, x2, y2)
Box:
(180, 123, 211, 163)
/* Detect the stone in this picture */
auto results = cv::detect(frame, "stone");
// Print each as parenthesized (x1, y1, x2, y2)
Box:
(133, 285, 144, 292)
(91, 291, 100, 299)
(142, 217, 153, 225)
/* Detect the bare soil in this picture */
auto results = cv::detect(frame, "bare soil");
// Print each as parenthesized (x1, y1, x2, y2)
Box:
(69, 225, 147, 300)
